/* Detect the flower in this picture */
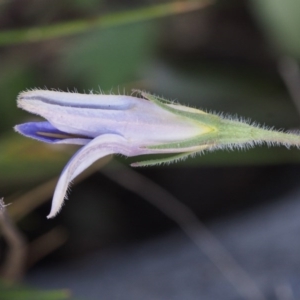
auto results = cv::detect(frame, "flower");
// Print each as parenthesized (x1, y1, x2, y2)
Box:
(15, 89, 300, 218)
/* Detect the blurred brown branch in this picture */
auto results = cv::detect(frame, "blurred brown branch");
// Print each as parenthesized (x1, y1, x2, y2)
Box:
(0, 198, 27, 283)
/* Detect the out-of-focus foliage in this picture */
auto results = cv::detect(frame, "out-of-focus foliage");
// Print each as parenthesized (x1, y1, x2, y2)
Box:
(60, 23, 157, 90)
(0, 133, 70, 191)
(0, 281, 71, 300)
(147, 61, 298, 126)
(250, 0, 300, 59)
(0, 1, 210, 46)
(0, 63, 35, 132)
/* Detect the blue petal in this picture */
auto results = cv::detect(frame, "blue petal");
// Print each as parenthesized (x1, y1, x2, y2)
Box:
(15, 122, 62, 143)
(15, 122, 90, 145)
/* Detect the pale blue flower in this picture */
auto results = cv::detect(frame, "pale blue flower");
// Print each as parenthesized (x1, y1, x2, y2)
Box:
(15, 89, 300, 218)
(15, 90, 209, 217)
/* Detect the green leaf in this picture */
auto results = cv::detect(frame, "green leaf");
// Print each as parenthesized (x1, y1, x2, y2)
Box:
(132, 152, 194, 167)
(0, 281, 71, 300)
(0, 1, 212, 46)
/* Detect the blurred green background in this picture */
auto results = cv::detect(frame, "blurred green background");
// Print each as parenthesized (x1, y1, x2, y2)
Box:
(1, 0, 300, 299)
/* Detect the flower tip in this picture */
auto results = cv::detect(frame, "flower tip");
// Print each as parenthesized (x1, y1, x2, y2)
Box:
(47, 208, 59, 219)
(17, 89, 38, 99)
(46, 205, 59, 219)
(13, 124, 21, 133)
(14, 124, 27, 138)
(46, 199, 63, 219)
(16, 91, 29, 106)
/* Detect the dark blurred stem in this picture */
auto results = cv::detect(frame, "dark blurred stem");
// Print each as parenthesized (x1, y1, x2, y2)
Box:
(0, 198, 27, 283)
(27, 227, 68, 268)
(278, 56, 300, 117)
(101, 162, 266, 300)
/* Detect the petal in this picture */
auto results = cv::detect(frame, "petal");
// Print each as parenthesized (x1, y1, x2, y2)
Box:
(15, 122, 61, 143)
(14, 122, 90, 145)
(17, 90, 204, 144)
(17, 90, 138, 138)
(18, 90, 136, 109)
(47, 134, 143, 218)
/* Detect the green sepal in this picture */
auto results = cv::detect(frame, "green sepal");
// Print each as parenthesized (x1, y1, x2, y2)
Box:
(138, 90, 220, 127)
(131, 151, 196, 167)
(136, 90, 300, 153)
(133, 90, 174, 104)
